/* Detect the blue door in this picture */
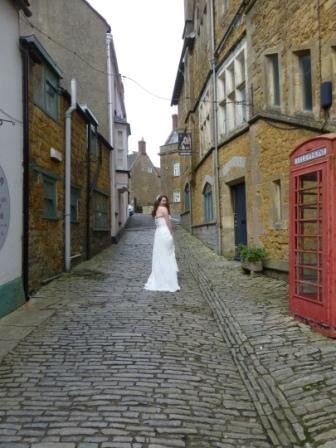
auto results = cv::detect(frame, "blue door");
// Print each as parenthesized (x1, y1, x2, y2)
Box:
(232, 183, 247, 258)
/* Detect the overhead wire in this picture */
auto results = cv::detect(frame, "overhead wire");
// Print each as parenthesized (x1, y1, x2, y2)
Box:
(19, 16, 172, 102)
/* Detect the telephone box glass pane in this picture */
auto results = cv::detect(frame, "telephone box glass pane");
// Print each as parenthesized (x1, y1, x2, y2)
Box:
(294, 170, 323, 303)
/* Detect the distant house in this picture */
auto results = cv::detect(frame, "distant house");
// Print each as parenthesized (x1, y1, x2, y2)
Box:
(160, 114, 191, 221)
(0, 0, 31, 319)
(128, 139, 161, 213)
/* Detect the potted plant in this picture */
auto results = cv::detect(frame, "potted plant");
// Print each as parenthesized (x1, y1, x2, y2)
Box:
(237, 244, 267, 273)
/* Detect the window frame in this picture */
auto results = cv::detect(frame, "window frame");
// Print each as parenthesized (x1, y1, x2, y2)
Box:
(33, 62, 60, 121)
(173, 191, 181, 203)
(265, 53, 281, 108)
(199, 85, 212, 157)
(217, 40, 248, 139)
(293, 49, 313, 113)
(42, 174, 58, 220)
(93, 190, 109, 231)
(203, 182, 213, 222)
(173, 162, 181, 177)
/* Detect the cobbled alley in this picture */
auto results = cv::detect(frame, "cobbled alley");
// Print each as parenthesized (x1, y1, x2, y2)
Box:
(0, 216, 336, 448)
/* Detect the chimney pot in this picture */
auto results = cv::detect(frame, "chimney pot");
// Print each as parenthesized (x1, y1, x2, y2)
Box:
(172, 114, 178, 131)
(138, 138, 146, 155)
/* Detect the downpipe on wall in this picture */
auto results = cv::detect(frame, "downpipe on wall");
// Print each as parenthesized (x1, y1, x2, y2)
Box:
(64, 79, 77, 272)
(106, 33, 117, 242)
(209, 0, 222, 256)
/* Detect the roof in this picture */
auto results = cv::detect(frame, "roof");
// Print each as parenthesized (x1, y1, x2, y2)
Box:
(20, 35, 63, 78)
(165, 130, 179, 145)
(127, 152, 139, 170)
(82, 0, 111, 32)
(13, 0, 32, 16)
(171, 31, 195, 106)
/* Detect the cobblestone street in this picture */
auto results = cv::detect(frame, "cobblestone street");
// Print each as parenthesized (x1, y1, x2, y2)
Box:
(0, 217, 336, 448)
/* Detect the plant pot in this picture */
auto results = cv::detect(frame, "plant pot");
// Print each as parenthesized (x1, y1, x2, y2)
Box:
(241, 259, 263, 273)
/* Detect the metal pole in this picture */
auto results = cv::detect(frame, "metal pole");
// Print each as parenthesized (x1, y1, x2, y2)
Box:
(64, 79, 77, 272)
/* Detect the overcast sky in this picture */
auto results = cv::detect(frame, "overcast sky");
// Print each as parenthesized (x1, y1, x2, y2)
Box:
(87, 0, 185, 167)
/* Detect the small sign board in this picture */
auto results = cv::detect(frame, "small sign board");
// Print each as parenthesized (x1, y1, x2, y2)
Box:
(178, 132, 192, 155)
(294, 147, 327, 165)
(0, 165, 10, 251)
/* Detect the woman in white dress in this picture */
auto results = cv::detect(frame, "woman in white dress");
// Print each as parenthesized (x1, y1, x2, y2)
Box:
(144, 195, 180, 292)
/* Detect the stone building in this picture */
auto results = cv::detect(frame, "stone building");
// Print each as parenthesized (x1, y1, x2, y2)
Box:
(21, 35, 112, 294)
(0, 0, 31, 319)
(20, 0, 130, 242)
(128, 139, 161, 213)
(160, 114, 192, 222)
(172, 0, 336, 277)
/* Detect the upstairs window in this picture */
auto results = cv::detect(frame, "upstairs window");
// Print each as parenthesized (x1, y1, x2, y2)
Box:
(199, 87, 212, 156)
(294, 50, 313, 112)
(217, 43, 247, 137)
(299, 52, 313, 111)
(33, 63, 60, 120)
(173, 162, 180, 177)
(266, 53, 281, 107)
(116, 130, 124, 169)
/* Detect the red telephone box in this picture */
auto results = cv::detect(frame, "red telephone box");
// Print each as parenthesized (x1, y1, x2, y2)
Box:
(289, 133, 336, 337)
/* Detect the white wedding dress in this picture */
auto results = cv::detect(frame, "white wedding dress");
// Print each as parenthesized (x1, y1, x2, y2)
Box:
(144, 216, 180, 292)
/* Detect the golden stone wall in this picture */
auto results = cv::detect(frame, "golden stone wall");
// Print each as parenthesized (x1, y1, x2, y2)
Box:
(174, 0, 336, 274)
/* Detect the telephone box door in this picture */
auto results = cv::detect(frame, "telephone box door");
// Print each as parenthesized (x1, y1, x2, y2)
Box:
(289, 163, 328, 323)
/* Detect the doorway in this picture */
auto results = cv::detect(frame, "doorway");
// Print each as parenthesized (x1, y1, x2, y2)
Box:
(231, 182, 247, 258)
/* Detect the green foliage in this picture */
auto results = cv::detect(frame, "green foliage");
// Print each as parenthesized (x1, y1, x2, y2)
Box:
(237, 244, 267, 262)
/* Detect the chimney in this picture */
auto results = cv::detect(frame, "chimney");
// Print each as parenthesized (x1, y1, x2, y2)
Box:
(138, 138, 146, 155)
(172, 114, 178, 131)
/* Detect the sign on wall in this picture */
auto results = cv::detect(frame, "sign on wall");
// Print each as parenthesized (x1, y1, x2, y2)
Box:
(0, 165, 10, 251)
(178, 132, 192, 155)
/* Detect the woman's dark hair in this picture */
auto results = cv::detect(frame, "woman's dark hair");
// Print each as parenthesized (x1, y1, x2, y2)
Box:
(151, 195, 170, 217)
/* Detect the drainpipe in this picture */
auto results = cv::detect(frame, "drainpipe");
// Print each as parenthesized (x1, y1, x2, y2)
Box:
(209, 0, 222, 255)
(86, 124, 91, 259)
(64, 79, 77, 272)
(107, 33, 117, 242)
(21, 45, 30, 299)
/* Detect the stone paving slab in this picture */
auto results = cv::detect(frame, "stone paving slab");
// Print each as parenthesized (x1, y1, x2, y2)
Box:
(0, 224, 271, 447)
(177, 227, 336, 448)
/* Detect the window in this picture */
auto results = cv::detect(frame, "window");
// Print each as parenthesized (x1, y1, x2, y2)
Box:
(266, 53, 281, 107)
(173, 191, 181, 203)
(173, 162, 180, 176)
(272, 180, 282, 225)
(33, 63, 60, 120)
(203, 183, 213, 222)
(295, 50, 313, 111)
(199, 87, 212, 156)
(116, 130, 124, 168)
(94, 191, 109, 230)
(185, 183, 190, 211)
(71, 187, 80, 223)
(89, 125, 98, 158)
(43, 175, 57, 220)
(147, 167, 153, 173)
(217, 43, 247, 137)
